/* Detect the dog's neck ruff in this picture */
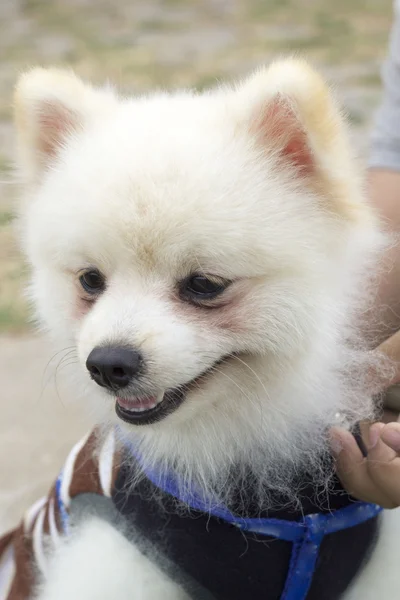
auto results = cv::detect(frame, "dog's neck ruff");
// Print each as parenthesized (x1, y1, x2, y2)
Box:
(127, 445, 382, 600)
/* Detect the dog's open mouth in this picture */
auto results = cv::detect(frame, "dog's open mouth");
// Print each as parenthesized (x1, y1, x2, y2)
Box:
(115, 355, 232, 426)
(115, 389, 186, 426)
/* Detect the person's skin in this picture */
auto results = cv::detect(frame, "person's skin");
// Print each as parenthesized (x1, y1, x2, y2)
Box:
(331, 420, 400, 508)
(368, 170, 400, 340)
(332, 168, 400, 507)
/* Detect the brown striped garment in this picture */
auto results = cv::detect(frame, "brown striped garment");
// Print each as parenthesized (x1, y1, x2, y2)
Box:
(0, 427, 120, 600)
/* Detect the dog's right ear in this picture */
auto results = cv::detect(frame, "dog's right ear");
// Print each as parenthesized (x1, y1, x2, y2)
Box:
(14, 68, 117, 182)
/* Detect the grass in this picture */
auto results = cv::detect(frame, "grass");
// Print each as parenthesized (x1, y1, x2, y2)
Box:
(356, 72, 383, 87)
(347, 109, 367, 126)
(0, 305, 28, 332)
(0, 0, 393, 332)
(0, 211, 13, 226)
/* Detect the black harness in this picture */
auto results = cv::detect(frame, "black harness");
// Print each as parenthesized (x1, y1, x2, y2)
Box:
(112, 457, 381, 600)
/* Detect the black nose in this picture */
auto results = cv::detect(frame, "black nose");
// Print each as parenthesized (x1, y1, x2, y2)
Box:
(86, 346, 142, 391)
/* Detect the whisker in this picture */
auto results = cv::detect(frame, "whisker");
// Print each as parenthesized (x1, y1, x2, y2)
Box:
(57, 359, 79, 371)
(53, 351, 80, 408)
(198, 352, 289, 419)
(202, 364, 256, 407)
(36, 346, 76, 405)
(41, 346, 76, 389)
(230, 354, 271, 401)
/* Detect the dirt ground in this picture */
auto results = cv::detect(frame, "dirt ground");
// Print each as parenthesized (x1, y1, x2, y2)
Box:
(0, 334, 90, 532)
(0, 0, 395, 532)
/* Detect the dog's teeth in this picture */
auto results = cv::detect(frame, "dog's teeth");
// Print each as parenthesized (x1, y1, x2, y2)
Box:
(118, 392, 165, 414)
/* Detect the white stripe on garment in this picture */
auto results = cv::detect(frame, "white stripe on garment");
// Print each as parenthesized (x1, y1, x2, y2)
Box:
(60, 432, 90, 509)
(23, 496, 47, 533)
(32, 507, 47, 577)
(0, 542, 16, 600)
(48, 497, 61, 547)
(99, 428, 116, 497)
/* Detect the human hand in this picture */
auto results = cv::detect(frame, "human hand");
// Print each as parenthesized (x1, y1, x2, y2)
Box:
(331, 330, 400, 507)
(331, 418, 400, 508)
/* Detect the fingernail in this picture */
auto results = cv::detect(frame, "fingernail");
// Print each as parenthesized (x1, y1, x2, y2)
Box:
(329, 434, 343, 455)
(369, 423, 384, 449)
(382, 427, 400, 451)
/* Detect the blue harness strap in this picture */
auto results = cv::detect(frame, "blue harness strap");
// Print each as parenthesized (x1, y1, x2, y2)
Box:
(277, 503, 382, 600)
(139, 461, 383, 600)
(55, 473, 70, 534)
(56, 456, 382, 600)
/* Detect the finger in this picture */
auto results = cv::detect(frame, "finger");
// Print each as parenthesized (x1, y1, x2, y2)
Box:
(363, 423, 400, 507)
(359, 412, 400, 452)
(330, 427, 363, 464)
(330, 428, 393, 506)
(366, 455, 400, 507)
(367, 423, 397, 464)
(380, 422, 400, 453)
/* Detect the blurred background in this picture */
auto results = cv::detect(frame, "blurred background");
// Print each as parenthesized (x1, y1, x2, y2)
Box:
(0, 0, 394, 530)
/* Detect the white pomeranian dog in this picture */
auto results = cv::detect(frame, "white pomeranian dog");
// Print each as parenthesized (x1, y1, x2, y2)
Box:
(5, 59, 400, 599)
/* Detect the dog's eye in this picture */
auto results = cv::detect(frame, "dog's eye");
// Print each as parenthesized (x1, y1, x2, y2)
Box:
(79, 269, 106, 295)
(181, 274, 228, 301)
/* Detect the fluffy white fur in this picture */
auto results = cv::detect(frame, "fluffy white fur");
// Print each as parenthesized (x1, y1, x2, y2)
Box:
(33, 517, 189, 600)
(14, 59, 400, 598)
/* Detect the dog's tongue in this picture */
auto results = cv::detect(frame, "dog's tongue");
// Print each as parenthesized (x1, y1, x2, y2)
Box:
(116, 395, 160, 412)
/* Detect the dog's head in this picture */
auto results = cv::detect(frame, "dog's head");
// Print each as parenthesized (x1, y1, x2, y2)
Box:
(14, 61, 382, 504)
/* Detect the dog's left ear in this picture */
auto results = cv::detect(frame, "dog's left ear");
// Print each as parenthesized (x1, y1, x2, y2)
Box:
(14, 68, 117, 183)
(234, 60, 362, 219)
